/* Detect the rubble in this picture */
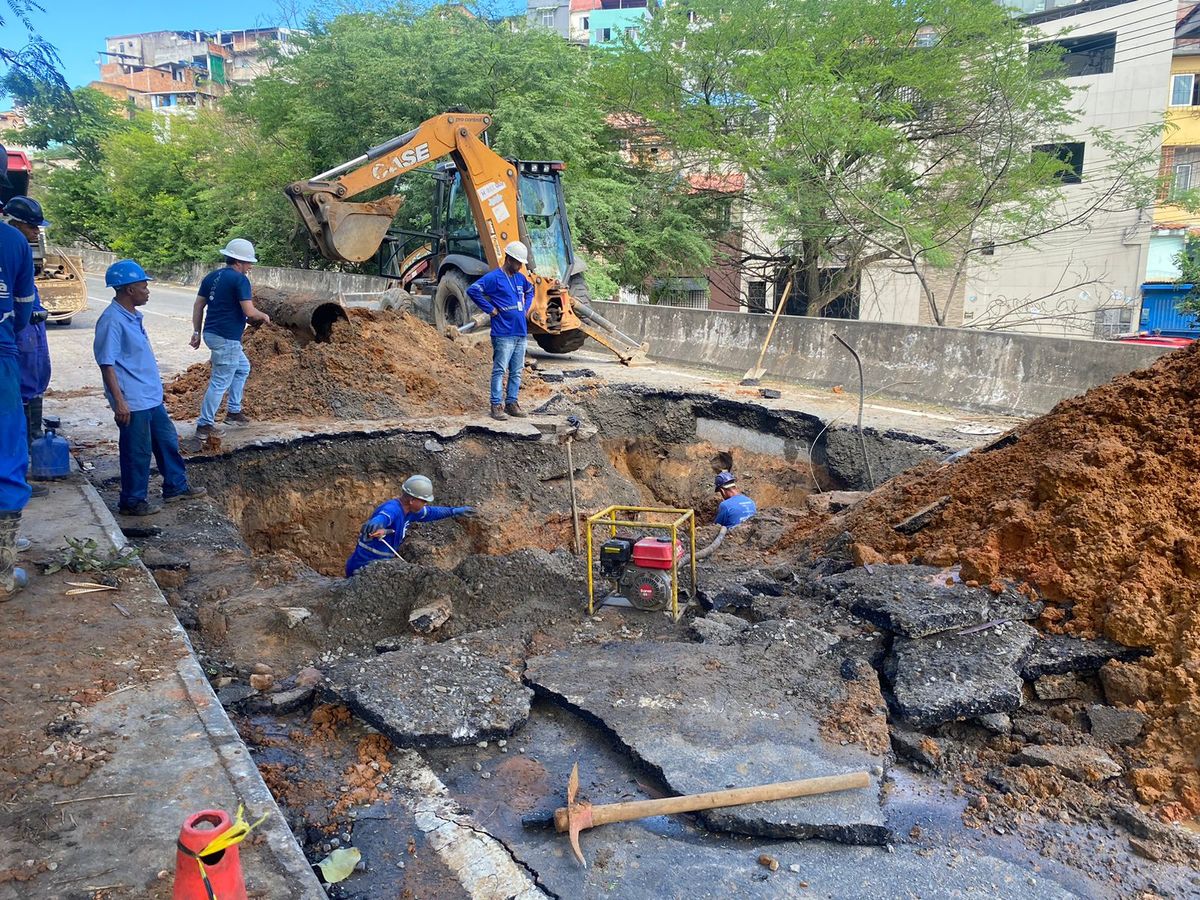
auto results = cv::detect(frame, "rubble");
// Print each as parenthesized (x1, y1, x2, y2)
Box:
(1032, 674, 1084, 701)
(1015, 745, 1122, 783)
(409, 596, 452, 634)
(689, 611, 750, 645)
(525, 632, 890, 845)
(1020, 633, 1146, 679)
(823, 564, 1041, 638)
(890, 728, 944, 770)
(885, 622, 1037, 728)
(1087, 705, 1146, 745)
(323, 629, 532, 747)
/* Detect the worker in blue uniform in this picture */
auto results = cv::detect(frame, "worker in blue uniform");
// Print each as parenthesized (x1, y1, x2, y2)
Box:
(0, 181, 36, 599)
(346, 474, 474, 577)
(714, 471, 757, 528)
(466, 241, 534, 421)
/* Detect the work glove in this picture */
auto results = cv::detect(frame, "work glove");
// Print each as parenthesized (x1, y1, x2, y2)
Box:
(359, 516, 390, 542)
(451, 506, 477, 519)
(30, 309, 48, 325)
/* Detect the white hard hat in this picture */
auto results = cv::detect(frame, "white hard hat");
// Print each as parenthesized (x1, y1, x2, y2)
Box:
(402, 474, 434, 503)
(220, 238, 257, 263)
(503, 241, 529, 265)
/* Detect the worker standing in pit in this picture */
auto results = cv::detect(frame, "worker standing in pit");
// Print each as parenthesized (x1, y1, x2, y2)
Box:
(0, 161, 35, 599)
(4, 198, 51, 499)
(191, 239, 271, 437)
(466, 241, 534, 421)
(714, 471, 756, 527)
(346, 475, 475, 576)
(95, 260, 208, 517)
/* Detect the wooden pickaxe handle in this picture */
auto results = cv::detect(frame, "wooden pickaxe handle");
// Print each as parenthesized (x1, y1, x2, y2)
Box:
(554, 770, 870, 833)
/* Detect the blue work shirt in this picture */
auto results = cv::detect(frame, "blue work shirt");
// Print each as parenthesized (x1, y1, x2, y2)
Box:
(0, 221, 36, 359)
(466, 267, 534, 338)
(93, 301, 164, 413)
(199, 267, 252, 341)
(345, 498, 461, 576)
(17, 294, 50, 402)
(715, 494, 757, 528)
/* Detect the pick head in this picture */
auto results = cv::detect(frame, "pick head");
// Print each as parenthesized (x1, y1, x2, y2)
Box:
(565, 762, 591, 867)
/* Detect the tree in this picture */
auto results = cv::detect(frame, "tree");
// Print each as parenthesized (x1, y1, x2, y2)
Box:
(601, 0, 1162, 323)
(0, 0, 68, 95)
(1173, 236, 1200, 324)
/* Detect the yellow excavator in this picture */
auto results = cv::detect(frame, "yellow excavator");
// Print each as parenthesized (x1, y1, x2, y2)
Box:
(285, 112, 647, 362)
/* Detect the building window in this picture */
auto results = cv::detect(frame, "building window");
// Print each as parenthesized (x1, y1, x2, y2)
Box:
(1171, 73, 1198, 107)
(581, 16, 589, 29)
(1094, 306, 1133, 340)
(1029, 32, 1116, 78)
(747, 281, 767, 312)
(687, 9, 698, 24)
(981, 241, 996, 256)
(538, 7, 556, 28)
(626, 26, 640, 41)
(1172, 163, 1192, 199)
(599, 27, 612, 42)
(914, 31, 937, 48)
(1034, 141, 1085, 184)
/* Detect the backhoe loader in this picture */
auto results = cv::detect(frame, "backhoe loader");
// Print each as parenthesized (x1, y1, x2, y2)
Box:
(285, 112, 647, 362)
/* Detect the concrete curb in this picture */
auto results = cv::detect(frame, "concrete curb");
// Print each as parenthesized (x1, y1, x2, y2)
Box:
(76, 469, 326, 898)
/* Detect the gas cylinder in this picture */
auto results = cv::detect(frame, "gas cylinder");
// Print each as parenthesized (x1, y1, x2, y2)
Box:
(30, 415, 70, 480)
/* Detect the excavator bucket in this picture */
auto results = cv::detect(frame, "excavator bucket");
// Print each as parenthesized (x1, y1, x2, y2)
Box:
(288, 189, 405, 264)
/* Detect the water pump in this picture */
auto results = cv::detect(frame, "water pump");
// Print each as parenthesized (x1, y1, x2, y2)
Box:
(598, 535, 684, 611)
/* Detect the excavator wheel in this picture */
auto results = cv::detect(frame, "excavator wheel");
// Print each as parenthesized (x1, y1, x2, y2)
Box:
(433, 269, 473, 332)
(533, 329, 587, 354)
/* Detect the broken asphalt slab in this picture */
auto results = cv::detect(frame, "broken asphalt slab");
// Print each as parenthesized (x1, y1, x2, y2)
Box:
(323, 629, 533, 747)
(524, 631, 890, 845)
(1020, 632, 1147, 679)
(885, 621, 1038, 728)
(823, 564, 1042, 638)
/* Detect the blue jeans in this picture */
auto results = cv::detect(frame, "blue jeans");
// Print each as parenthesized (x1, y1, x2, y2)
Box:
(490, 335, 526, 407)
(199, 333, 250, 426)
(0, 355, 30, 513)
(117, 404, 190, 508)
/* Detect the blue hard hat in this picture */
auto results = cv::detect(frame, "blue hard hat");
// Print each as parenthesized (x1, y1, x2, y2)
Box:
(4, 196, 47, 227)
(714, 471, 737, 491)
(105, 259, 153, 289)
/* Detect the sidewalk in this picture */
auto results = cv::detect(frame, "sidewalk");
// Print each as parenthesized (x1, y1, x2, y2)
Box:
(0, 472, 321, 899)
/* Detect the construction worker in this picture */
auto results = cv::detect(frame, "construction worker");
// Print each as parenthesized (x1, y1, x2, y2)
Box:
(0, 168, 35, 598)
(95, 260, 207, 516)
(714, 471, 757, 527)
(4, 198, 51, 498)
(191, 238, 270, 437)
(345, 475, 474, 576)
(466, 241, 534, 421)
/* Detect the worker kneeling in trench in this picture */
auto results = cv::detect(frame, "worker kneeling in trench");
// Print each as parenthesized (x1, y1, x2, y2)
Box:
(345, 474, 475, 577)
(693, 471, 758, 563)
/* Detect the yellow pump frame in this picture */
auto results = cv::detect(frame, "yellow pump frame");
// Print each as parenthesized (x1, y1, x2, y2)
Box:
(585, 506, 697, 622)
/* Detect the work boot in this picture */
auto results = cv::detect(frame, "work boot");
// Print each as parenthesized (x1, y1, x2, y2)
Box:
(505, 402, 527, 418)
(0, 511, 28, 600)
(165, 486, 208, 504)
(225, 411, 250, 425)
(118, 500, 160, 517)
(195, 423, 224, 438)
(490, 405, 508, 421)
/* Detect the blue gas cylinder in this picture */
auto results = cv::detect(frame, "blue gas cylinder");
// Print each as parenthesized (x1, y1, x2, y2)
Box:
(31, 415, 71, 480)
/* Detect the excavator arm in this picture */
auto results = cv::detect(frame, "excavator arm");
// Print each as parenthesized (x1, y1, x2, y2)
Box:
(286, 112, 648, 364)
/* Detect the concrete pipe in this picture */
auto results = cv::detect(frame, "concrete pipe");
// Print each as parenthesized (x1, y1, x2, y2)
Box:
(252, 286, 349, 344)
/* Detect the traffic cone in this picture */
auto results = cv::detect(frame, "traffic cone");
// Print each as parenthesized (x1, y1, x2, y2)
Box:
(173, 809, 248, 900)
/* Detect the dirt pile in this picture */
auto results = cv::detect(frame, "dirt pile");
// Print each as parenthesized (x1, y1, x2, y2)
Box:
(165, 303, 514, 422)
(823, 344, 1200, 813)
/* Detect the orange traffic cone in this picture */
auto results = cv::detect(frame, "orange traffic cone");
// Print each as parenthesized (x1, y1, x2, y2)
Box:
(173, 809, 249, 900)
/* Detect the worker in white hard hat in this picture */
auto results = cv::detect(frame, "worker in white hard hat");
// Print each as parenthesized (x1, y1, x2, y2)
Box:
(466, 240, 535, 421)
(190, 238, 272, 438)
(345, 475, 475, 576)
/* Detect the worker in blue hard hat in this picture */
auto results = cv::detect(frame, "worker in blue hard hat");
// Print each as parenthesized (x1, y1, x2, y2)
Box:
(191, 238, 271, 438)
(0, 158, 36, 599)
(94, 259, 207, 517)
(345, 474, 475, 577)
(4, 197, 51, 497)
(713, 471, 756, 528)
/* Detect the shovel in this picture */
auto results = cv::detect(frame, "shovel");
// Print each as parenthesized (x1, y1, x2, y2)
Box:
(741, 279, 793, 385)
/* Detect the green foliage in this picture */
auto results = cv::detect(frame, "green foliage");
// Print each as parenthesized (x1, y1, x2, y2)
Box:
(1173, 236, 1200, 322)
(45, 536, 139, 575)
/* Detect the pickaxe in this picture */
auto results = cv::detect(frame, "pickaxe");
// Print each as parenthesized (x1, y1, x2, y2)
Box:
(545, 762, 870, 867)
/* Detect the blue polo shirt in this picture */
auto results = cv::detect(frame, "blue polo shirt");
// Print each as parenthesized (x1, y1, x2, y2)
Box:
(199, 267, 252, 341)
(93, 301, 164, 413)
(716, 494, 757, 528)
(466, 267, 534, 338)
(0, 221, 36, 359)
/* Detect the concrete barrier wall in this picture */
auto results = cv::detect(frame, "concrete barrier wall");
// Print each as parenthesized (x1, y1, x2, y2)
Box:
(77, 248, 393, 296)
(593, 302, 1170, 417)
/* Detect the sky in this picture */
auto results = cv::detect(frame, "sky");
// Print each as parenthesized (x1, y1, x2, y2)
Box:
(0, 0, 524, 93)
